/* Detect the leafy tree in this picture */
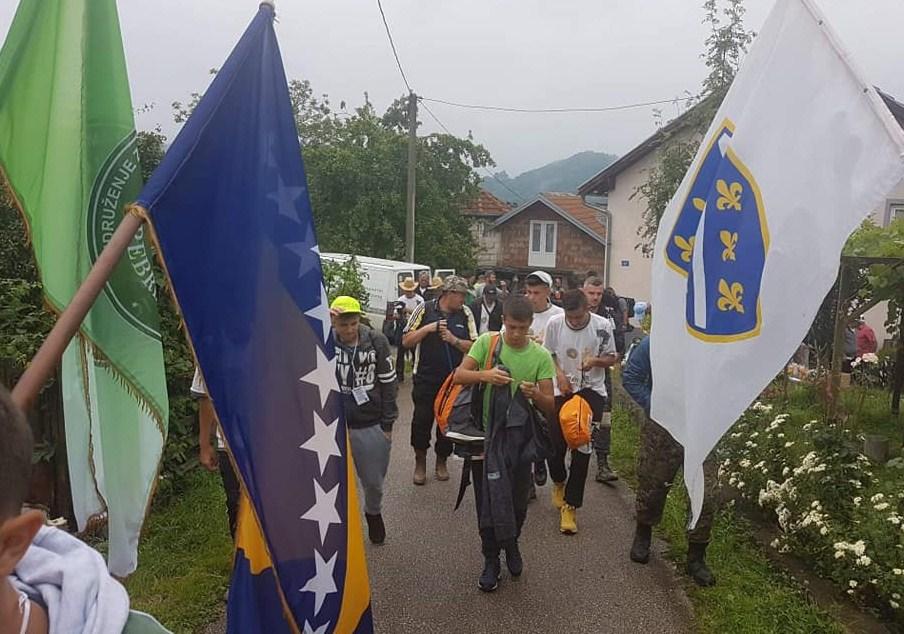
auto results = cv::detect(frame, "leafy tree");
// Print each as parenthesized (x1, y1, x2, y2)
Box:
(634, 0, 754, 253)
(321, 256, 369, 306)
(301, 93, 492, 271)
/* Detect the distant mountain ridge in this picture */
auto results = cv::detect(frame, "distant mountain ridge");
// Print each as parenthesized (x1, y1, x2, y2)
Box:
(482, 150, 618, 204)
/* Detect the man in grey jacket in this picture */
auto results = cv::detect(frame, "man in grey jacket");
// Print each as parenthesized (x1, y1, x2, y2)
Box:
(331, 296, 399, 545)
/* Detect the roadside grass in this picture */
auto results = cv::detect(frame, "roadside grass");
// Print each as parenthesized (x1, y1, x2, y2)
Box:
(123, 470, 233, 633)
(610, 406, 843, 634)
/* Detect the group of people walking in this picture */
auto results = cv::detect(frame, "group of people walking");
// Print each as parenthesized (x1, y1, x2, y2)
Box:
(195, 268, 717, 596)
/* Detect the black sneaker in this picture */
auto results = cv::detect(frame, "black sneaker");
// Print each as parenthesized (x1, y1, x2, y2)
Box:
(365, 513, 386, 545)
(503, 541, 523, 577)
(478, 556, 501, 592)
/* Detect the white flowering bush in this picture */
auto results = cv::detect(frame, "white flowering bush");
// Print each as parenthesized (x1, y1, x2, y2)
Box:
(719, 400, 904, 621)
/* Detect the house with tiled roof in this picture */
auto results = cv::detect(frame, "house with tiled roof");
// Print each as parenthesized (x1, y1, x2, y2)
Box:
(462, 190, 512, 269)
(492, 193, 607, 282)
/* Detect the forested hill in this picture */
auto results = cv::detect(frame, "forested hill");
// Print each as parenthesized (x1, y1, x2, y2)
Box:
(482, 150, 618, 203)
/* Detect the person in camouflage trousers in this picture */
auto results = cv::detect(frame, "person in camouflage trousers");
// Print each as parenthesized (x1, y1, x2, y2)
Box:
(622, 336, 717, 587)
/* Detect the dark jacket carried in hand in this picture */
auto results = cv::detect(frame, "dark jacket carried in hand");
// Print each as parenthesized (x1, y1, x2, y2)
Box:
(334, 326, 399, 432)
(469, 298, 503, 333)
(622, 336, 652, 416)
(480, 385, 550, 542)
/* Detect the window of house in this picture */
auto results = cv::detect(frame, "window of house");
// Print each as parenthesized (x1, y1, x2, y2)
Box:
(529, 220, 557, 268)
(892, 203, 904, 223)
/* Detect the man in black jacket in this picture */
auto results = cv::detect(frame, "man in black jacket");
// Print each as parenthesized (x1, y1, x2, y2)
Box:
(470, 284, 503, 335)
(331, 296, 399, 544)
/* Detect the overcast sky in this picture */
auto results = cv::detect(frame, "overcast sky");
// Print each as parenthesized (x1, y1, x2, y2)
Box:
(3, 1, 904, 175)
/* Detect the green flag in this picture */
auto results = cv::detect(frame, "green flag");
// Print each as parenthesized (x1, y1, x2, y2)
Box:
(0, 0, 168, 575)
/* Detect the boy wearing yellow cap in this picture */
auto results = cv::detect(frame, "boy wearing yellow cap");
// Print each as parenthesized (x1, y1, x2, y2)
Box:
(330, 296, 399, 544)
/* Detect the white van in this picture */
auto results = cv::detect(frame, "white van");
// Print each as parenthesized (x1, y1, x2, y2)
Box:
(320, 253, 431, 329)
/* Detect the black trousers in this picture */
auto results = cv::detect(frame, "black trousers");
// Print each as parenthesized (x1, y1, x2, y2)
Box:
(471, 459, 533, 557)
(218, 450, 241, 540)
(547, 389, 607, 508)
(410, 380, 452, 457)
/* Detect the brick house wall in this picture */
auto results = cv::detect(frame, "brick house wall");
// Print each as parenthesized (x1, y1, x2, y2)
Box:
(496, 201, 605, 276)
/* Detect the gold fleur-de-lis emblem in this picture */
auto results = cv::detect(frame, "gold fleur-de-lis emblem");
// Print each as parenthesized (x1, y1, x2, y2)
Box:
(720, 230, 738, 262)
(716, 180, 743, 211)
(692, 197, 706, 212)
(717, 279, 745, 314)
(674, 235, 695, 263)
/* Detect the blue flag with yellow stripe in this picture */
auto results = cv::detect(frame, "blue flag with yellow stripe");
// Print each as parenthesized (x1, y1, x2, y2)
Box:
(135, 4, 372, 632)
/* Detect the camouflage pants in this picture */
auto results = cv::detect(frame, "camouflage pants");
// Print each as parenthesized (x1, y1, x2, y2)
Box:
(635, 418, 717, 544)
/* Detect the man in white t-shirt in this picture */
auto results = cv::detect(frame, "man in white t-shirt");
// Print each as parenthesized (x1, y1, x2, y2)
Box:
(543, 289, 618, 535)
(522, 270, 564, 491)
(395, 277, 425, 383)
(192, 367, 241, 540)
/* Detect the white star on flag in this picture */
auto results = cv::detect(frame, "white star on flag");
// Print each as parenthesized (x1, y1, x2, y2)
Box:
(299, 549, 337, 616)
(300, 480, 342, 543)
(299, 344, 338, 409)
(304, 621, 330, 634)
(283, 241, 315, 277)
(268, 173, 306, 221)
(305, 284, 331, 343)
(300, 411, 341, 475)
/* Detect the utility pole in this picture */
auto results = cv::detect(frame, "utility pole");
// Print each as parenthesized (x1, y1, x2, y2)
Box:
(405, 91, 417, 263)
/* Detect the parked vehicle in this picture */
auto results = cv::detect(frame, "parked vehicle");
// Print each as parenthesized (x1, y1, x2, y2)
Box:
(320, 253, 431, 329)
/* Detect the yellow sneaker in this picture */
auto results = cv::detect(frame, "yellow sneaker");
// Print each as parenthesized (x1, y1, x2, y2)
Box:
(551, 482, 566, 510)
(560, 504, 577, 535)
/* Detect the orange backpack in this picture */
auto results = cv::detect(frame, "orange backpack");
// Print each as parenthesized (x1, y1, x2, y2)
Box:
(559, 394, 592, 449)
(435, 333, 501, 437)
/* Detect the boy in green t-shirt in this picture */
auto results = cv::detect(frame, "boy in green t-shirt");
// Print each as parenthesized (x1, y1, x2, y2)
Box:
(454, 295, 555, 592)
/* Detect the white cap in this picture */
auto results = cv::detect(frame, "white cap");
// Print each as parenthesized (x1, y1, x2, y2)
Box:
(526, 271, 553, 287)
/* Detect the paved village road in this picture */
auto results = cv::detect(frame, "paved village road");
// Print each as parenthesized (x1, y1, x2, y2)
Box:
(206, 381, 695, 634)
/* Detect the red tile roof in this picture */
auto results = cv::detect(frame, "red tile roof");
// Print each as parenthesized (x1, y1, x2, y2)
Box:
(463, 189, 512, 217)
(542, 193, 607, 242)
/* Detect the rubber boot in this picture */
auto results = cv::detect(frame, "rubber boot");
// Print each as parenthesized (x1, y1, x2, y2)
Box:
(365, 513, 386, 545)
(630, 522, 652, 563)
(413, 449, 427, 485)
(502, 539, 523, 577)
(686, 542, 717, 587)
(596, 454, 618, 483)
(435, 455, 449, 481)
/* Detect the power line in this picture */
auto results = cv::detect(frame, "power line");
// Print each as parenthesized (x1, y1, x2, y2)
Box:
(421, 95, 687, 114)
(376, 0, 412, 94)
(420, 99, 527, 203)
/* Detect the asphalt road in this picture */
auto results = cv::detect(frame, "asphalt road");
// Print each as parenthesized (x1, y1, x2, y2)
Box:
(206, 381, 695, 633)
(365, 381, 694, 634)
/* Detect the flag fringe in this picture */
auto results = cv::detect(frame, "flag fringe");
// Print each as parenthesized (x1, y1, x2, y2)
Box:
(135, 202, 303, 633)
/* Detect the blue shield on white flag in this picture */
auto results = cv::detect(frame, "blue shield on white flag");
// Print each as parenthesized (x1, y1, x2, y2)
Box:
(650, 0, 904, 525)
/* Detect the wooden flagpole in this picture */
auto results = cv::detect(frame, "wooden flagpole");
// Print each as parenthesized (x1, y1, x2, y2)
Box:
(11, 212, 145, 411)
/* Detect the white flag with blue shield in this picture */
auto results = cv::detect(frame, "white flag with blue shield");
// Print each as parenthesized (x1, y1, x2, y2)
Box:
(650, 0, 904, 525)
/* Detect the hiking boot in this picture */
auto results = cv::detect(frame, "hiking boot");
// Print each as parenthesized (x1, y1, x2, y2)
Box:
(534, 461, 547, 486)
(551, 482, 566, 510)
(503, 541, 523, 577)
(630, 522, 652, 564)
(365, 513, 386, 545)
(413, 449, 427, 485)
(559, 504, 578, 535)
(478, 556, 501, 592)
(435, 455, 449, 481)
(596, 454, 618, 483)
(686, 542, 717, 587)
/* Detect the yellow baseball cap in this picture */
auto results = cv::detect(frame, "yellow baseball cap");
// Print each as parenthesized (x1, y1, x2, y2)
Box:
(329, 296, 362, 315)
